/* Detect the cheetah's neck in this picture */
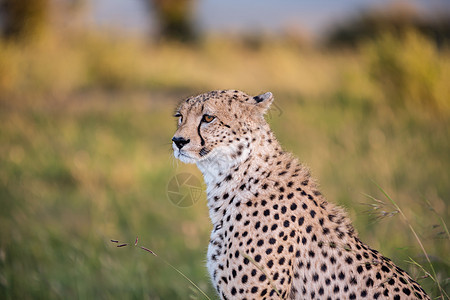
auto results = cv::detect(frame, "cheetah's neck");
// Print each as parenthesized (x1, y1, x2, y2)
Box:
(196, 128, 287, 225)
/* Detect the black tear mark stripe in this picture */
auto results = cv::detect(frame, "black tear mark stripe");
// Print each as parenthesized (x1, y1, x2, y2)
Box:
(198, 121, 205, 146)
(198, 103, 206, 146)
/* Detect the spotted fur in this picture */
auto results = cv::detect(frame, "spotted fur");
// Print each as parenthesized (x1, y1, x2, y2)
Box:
(172, 90, 429, 300)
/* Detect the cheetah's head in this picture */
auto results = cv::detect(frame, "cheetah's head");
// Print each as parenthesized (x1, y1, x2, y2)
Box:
(172, 90, 273, 165)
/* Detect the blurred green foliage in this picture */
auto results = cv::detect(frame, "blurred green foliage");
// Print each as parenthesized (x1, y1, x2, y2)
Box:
(365, 30, 450, 112)
(0, 27, 449, 299)
(1, 30, 449, 115)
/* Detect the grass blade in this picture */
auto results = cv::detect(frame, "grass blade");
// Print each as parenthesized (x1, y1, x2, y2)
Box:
(372, 181, 445, 299)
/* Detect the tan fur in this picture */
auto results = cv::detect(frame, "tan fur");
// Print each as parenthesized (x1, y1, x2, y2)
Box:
(172, 90, 429, 300)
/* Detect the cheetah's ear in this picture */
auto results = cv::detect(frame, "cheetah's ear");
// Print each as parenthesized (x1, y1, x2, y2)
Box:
(251, 92, 273, 114)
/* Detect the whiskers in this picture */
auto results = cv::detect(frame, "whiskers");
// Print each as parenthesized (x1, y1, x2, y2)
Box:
(171, 154, 180, 167)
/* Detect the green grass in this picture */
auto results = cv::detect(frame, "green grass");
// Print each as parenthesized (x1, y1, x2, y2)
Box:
(0, 30, 449, 299)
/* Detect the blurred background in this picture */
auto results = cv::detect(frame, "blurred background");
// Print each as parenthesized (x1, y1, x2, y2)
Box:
(0, 0, 449, 299)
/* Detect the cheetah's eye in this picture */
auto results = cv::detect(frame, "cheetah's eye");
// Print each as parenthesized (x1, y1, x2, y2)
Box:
(202, 114, 215, 123)
(174, 113, 182, 124)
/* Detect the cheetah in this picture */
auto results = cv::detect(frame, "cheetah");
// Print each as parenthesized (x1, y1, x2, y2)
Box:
(171, 90, 429, 299)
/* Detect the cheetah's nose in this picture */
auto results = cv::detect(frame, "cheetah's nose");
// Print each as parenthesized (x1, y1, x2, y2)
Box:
(172, 136, 190, 149)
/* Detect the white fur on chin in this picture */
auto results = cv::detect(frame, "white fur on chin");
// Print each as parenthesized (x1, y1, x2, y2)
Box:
(172, 144, 198, 164)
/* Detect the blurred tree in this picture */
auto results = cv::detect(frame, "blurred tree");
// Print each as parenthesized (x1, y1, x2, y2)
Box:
(326, 3, 450, 48)
(144, 0, 197, 42)
(0, 0, 50, 41)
